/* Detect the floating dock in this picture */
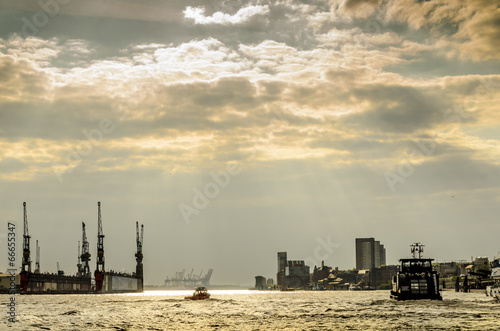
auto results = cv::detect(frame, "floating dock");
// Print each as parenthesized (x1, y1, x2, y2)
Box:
(7, 202, 145, 295)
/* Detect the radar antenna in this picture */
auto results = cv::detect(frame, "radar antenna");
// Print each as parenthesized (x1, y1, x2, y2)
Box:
(410, 243, 424, 259)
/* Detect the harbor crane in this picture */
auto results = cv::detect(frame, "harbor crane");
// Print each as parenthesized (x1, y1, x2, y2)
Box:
(20, 202, 31, 293)
(81, 223, 91, 277)
(76, 240, 83, 276)
(135, 222, 144, 291)
(34, 240, 40, 273)
(95, 202, 105, 292)
(22, 202, 32, 272)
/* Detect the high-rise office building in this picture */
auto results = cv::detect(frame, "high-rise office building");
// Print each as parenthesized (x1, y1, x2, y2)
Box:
(356, 238, 375, 269)
(374, 240, 381, 268)
(277, 252, 287, 273)
(355, 238, 386, 269)
(380, 244, 386, 266)
(277, 252, 287, 286)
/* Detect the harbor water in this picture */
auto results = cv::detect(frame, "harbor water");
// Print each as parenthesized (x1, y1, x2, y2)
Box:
(2, 290, 500, 330)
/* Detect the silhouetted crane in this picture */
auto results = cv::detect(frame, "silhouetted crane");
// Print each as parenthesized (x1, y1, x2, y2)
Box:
(34, 240, 40, 273)
(135, 222, 144, 291)
(81, 223, 91, 277)
(95, 202, 105, 292)
(76, 240, 83, 276)
(22, 202, 31, 272)
(20, 202, 31, 293)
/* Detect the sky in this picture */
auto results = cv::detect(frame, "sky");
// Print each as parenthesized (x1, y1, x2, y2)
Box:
(0, 0, 500, 286)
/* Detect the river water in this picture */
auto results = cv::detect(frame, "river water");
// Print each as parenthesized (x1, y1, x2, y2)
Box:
(2, 290, 500, 330)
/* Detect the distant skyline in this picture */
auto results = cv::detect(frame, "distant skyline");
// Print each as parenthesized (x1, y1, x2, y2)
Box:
(1, 0, 500, 285)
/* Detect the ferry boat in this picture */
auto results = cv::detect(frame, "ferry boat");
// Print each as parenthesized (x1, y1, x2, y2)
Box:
(486, 252, 500, 300)
(184, 287, 211, 300)
(390, 243, 442, 301)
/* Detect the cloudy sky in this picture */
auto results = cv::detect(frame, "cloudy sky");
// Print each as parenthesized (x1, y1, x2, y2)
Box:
(1, 0, 500, 285)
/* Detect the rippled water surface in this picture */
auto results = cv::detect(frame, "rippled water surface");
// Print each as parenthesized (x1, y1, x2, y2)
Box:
(2, 290, 500, 330)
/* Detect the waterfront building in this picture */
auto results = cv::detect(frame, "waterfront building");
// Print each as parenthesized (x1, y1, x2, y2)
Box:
(355, 238, 386, 269)
(255, 276, 267, 290)
(276, 252, 310, 289)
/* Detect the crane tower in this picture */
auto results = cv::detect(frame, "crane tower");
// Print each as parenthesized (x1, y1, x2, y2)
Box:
(34, 240, 40, 273)
(77, 240, 83, 276)
(81, 223, 91, 277)
(135, 222, 144, 291)
(20, 202, 31, 293)
(95, 202, 105, 292)
(22, 202, 31, 272)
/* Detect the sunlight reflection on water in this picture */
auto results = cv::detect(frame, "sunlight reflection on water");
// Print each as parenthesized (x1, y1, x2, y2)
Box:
(3, 290, 500, 330)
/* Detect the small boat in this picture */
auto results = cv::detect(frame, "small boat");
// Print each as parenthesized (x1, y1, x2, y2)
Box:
(184, 287, 211, 300)
(390, 243, 442, 301)
(279, 287, 295, 292)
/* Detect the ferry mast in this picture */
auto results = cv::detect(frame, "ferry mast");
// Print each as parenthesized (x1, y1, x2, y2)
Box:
(410, 242, 424, 259)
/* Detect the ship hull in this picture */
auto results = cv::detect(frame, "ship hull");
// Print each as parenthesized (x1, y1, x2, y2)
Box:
(21, 273, 92, 294)
(391, 273, 442, 301)
(101, 272, 143, 293)
(5, 272, 143, 295)
(390, 290, 442, 301)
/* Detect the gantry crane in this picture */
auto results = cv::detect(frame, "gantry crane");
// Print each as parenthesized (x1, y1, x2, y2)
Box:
(76, 240, 83, 277)
(81, 223, 91, 277)
(34, 240, 40, 273)
(135, 222, 144, 290)
(22, 202, 31, 272)
(20, 202, 31, 293)
(95, 202, 105, 292)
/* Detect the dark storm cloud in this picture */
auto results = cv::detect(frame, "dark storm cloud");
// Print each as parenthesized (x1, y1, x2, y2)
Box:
(341, 85, 459, 133)
(0, 99, 115, 140)
(343, 0, 380, 10)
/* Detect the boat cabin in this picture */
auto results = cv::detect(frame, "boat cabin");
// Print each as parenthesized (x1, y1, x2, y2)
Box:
(399, 258, 434, 273)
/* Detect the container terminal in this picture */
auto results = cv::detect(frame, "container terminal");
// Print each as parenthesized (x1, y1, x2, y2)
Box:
(163, 269, 213, 289)
(1, 202, 144, 294)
